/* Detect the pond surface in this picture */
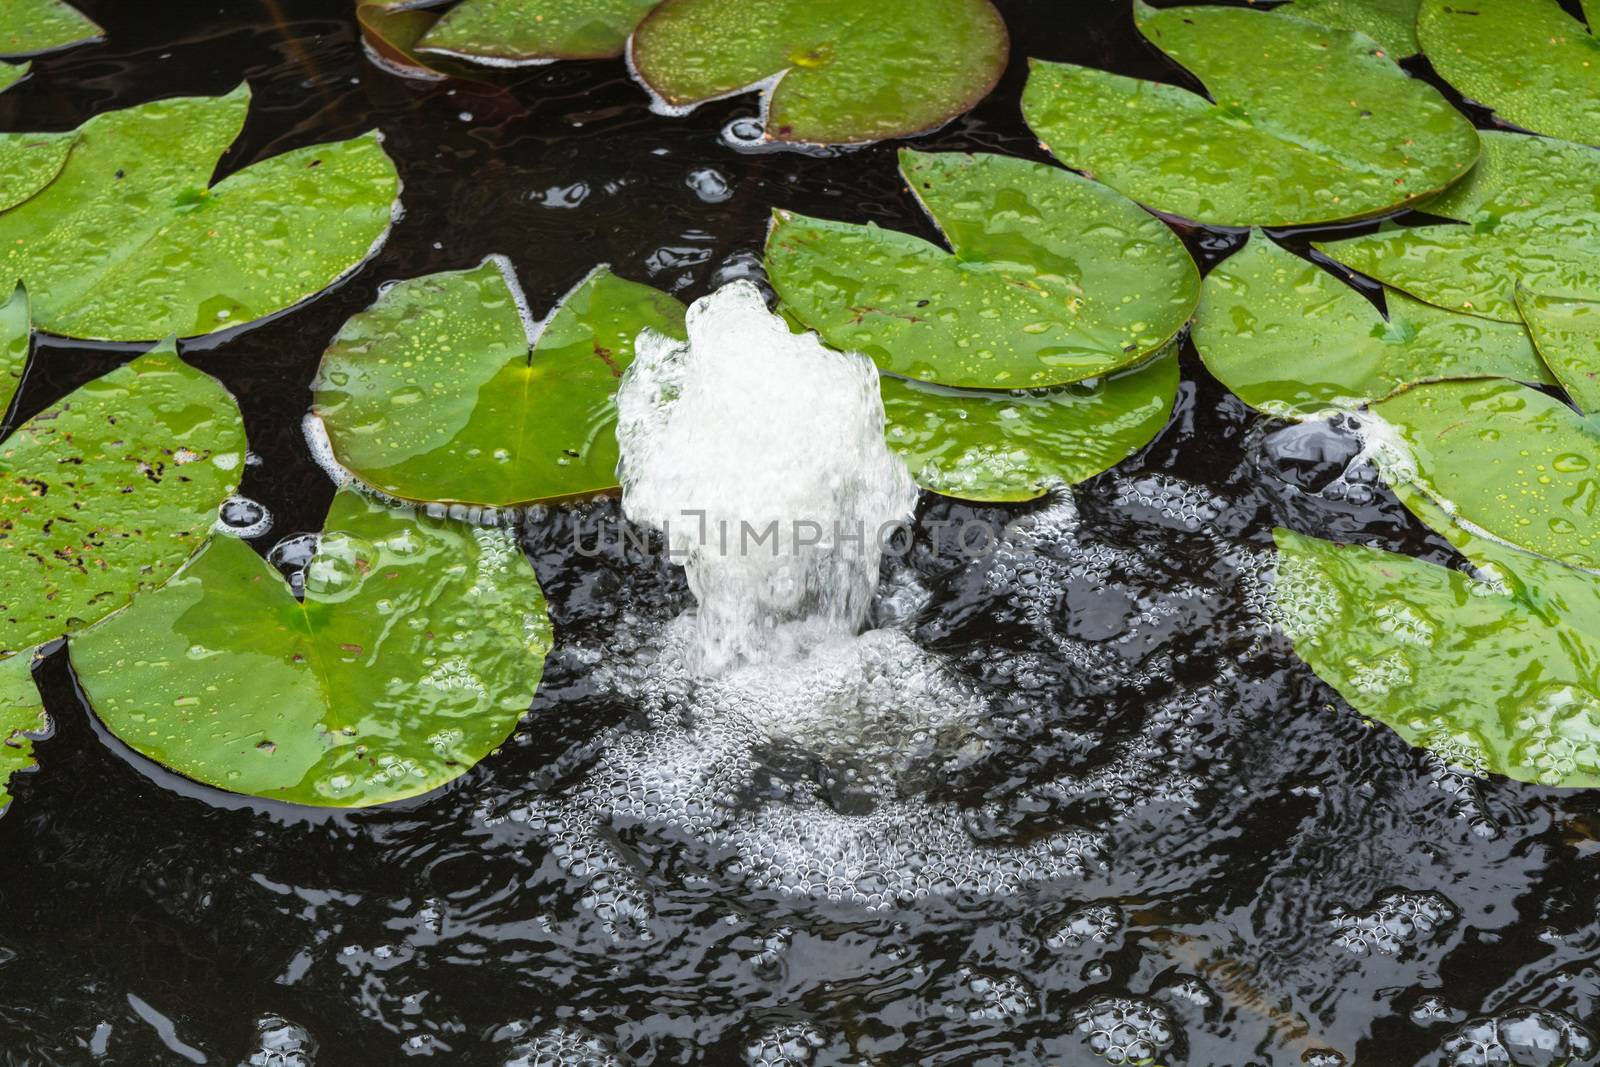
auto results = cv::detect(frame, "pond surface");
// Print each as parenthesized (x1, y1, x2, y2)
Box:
(2, 2, 1599, 1065)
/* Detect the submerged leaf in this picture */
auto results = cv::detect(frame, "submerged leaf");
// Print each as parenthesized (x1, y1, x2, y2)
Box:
(1193, 234, 1549, 418)
(314, 257, 685, 508)
(0, 283, 26, 419)
(0, 84, 400, 341)
(0, 651, 44, 816)
(1276, 0, 1421, 57)
(72, 489, 553, 807)
(0, 344, 246, 656)
(1371, 378, 1600, 571)
(1020, 1, 1477, 227)
(1317, 133, 1600, 322)
(1418, 0, 1598, 145)
(1275, 526, 1600, 788)
(359, 4, 450, 80)
(882, 344, 1178, 503)
(0, 0, 101, 57)
(1516, 288, 1600, 416)
(767, 151, 1198, 389)
(419, 0, 662, 63)
(0, 129, 76, 213)
(630, 0, 1008, 145)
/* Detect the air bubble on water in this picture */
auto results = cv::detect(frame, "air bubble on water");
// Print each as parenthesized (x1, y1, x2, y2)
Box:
(1439, 1007, 1595, 1067)
(217, 495, 272, 538)
(245, 1014, 317, 1067)
(1301, 1050, 1347, 1067)
(948, 967, 1038, 1022)
(745, 1021, 826, 1066)
(1412, 994, 1465, 1026)
(1329, 890, 1458, 956)
(686, 167, 732, 202)
(503, 1025, 625, 1067)
(302, 412, 353, 489)
(1048, 903, 1124, 949)
(1071, 995, 1178, 1066)
(268, 533, 321, 594)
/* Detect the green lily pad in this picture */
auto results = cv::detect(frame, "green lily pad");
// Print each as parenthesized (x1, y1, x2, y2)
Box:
(0, 0, 101, 57)
(1274, 526, 1600, 788)
(1019, 1, 1478, 227)
(0, 60, 25, 93)
(418, 0, 662, 63)
(71, 488, 553, 807)
(1370, 377, 1600, 571)
(1317, 132, 1600, 322)
(1276, 0, 1420, 57)
(1516, 288, 1600, 416)
(314, 258, 685, 508)
(630, 0, 1009, 145)
(360, 3, 450, 80)
(1, 343, 246, 657)
(882, 343, 1178, 502)
(1193, 234, 1550, 418)
(0, 84, 400, 342)
(0, 130, 76, 213)
(1418, 0, 1598, 146)
(0, 651, 44, 816)
(0, 283, 26, 420)
(766, 151, 1198, 389)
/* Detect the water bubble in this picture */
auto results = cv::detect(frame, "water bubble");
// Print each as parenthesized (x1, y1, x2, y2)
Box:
(1439, 1007, 1594, 1067)
(218, 495, 272, 538)
(245, 1014, 316, 1067)
(1071, 995, 1177, 1066)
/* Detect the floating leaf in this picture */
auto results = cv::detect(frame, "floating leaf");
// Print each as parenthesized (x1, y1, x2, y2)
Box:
(419, 0, 661, 63)
(72, 489, 553, 807)
(314, 258, 685, 508)
(0, 84, 400, 341)
(1020, 1, 1478, 227)
(1516, 288, 1600, 416)
(0, 344, 246, 657)
(1193, 234, 1549, 418)
(0, 129, 76, 213)
(1274, 526, 1600, 788)
(0, 652, 44, 816)
(1370, 377, 1600, 571)
(0, 0, 101, 57)
(360, 3, 450, 80)
(630, 0, 1009, 145)
(766, 151, 1198, 389)
(0, 60, 24, 93)
(882, 343, 1178, 502)
(1276, 0, 1420, 57)
(0, 283, 26, 419)
(1418, 0, 1598, 146)
(1317, 133, 1600, 322)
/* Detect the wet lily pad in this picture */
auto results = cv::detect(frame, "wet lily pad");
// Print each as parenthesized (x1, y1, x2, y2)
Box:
(72, 488, 553, 808)
(0, 129, 76, 213)
(418, 0, 662, 63)
(766, 151, 1198, 389)
(1275, 526, 1600, 788)
(630, 0, 1009, 145)
(0, 0, 101, 57)
(1317, 133, 1600, 322)
(1277, 0, 1420, 57)
(314, 258, 685, 508)
(0, 344, 246, 657)
(1020, 1, 1478, 227)
(1418, 0, 1598, 145)
(1193, 234, 1549, 418)
(882, 343, 1178, 502)
(1371, 378, 1600, 571)
(0, 651, 44, 817)
(0, 84, 400, 341)
(0, 60, 24, 93)
(1516, 288, 1600, 416)
(0, 284, 26, 420)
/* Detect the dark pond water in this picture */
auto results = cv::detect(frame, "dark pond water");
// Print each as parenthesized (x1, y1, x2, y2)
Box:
(3, 2, 1599, 1064)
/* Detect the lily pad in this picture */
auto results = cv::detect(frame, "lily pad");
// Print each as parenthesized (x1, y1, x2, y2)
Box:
(1516, 288, 1600, 416)
(418, 0, 662, 63)
(0, 0, 101, 57)
(1019, 1, 1478, 227)
(630, 0, 1009, 145)
(360, 3, 450, 80)
(1418, 0, 1598, 146)
(882, 343, 1178, 503)
(0, 343, 246, 657)
(1370, 377, 1600, 571)
(71, 488, 553, 807)
(0, 83, 400, 342)
(314, 258, 685, 508)
(1193, 234, 1550, 418)
(0, 60, 24, 93)
(1274, 526, 1600, 788)
(0, 129, 76, 213)
(766, 151, 1198, 389)
(1317, 132, 1600, 322)
(0, 651, 44, 816)
(1, 283, 26, 420)
(1276, 0, 1420, 57)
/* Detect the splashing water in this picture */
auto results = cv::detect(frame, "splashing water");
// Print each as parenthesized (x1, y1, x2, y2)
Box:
(616, 280, 919, 672)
